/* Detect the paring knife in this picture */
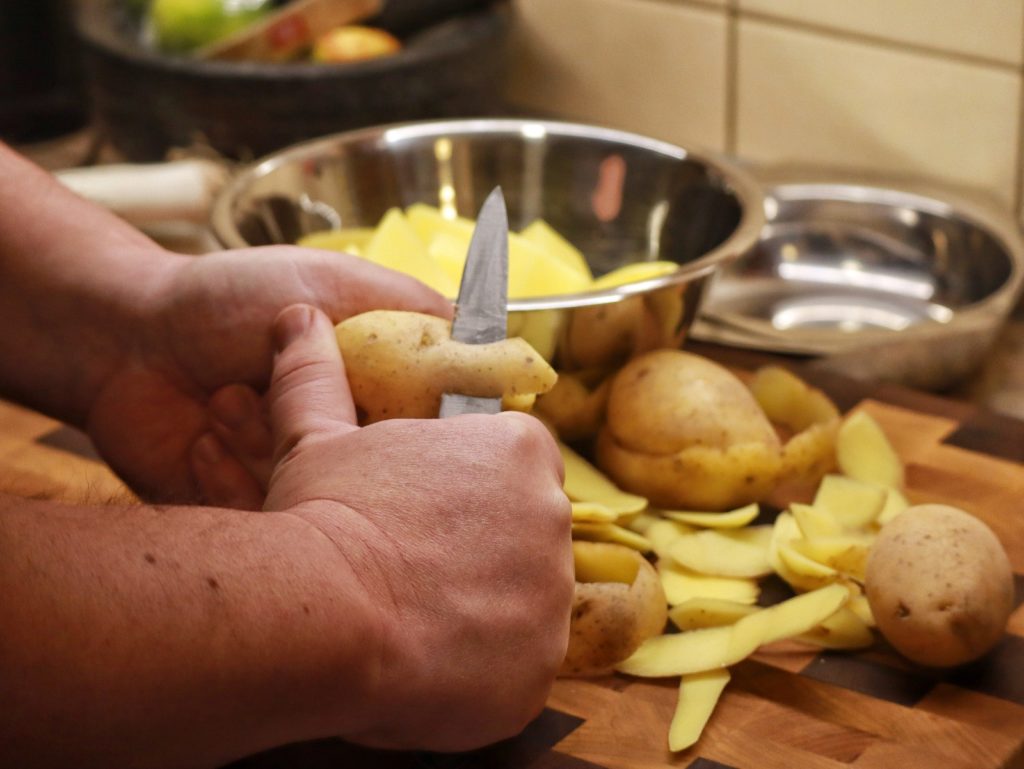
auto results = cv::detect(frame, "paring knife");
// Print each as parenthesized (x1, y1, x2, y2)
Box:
(438, 186, 510, 418)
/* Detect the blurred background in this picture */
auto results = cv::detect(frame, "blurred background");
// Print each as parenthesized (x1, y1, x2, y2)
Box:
(3, 0, 1023, 415)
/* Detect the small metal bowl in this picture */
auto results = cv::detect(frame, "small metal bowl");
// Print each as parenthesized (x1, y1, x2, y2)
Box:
(692, 182, 1024, 390)
(211, 118, 765, 370)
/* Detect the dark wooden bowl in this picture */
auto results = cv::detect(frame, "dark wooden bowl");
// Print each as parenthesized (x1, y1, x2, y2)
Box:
(74, 0, 509, 161)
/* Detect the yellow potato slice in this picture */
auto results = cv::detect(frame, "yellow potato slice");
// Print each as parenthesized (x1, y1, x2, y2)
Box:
(560, 442, 648, 515)
(624, 510, 661, 535)
(662, 503, 760, 529)
(645, 519, 695, 559)
(519, 219, 594, 280)
(572, 522, 652, 552)
(791, 535, 872, 581)
(797, 606, 875, 650)
(813, 474, 887, 529)
(778, 543, 838, 580)
(769, 512, 833, 592)
(790, 502, 843, 540)
(405, 202, 475, 244)
(669, 669, 731, 752)
(363, 208, 457, 296)
(848, 594, 876, 627)
(669, 598, 756, 630)
(670, 598, 873, 651)
(426, 231, 471, 287)
(617, 583, 849, 677)
(668, 526, 774, 579)
(876, 486, 910, 525)
(657, 562, 760, 606)
(836, 410, 904, 489)
(571, 502, 619, 524)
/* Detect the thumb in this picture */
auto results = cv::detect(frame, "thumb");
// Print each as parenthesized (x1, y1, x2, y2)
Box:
(267, 304, 358, 462)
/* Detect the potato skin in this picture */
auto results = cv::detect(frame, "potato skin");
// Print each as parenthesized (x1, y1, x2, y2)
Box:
(597, 350, 783, 510)
(335, 311, 557, 423)
(865, 504, 1014, 668)
(561, 543, 667, 677)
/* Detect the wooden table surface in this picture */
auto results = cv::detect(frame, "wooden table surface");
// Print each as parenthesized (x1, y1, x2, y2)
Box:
(3, 347, 1024, 769)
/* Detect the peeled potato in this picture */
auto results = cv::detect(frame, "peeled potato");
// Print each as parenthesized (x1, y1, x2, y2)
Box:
(597, 350, 783, 510)
(561, 541, 668, 677)
(335, 310, 556, 423)
(865, 504, 1014, 667)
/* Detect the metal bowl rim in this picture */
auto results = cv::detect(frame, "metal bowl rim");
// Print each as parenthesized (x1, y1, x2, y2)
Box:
(210, 117, 766, 310)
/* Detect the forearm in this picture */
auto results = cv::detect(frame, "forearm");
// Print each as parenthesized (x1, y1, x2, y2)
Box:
(0, 493, 380, 769)
(0, 143, 179, 425)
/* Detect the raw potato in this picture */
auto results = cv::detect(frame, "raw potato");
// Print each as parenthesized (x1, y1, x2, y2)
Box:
(597, 350, 783, 510)
(865, 504, 1014, 667)
(562, 542, 668, 677)
(335, 311, 557, 423)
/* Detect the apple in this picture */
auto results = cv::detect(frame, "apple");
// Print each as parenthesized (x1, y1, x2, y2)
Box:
(149, 0, 273, 53)
(311, 25, 401, 63)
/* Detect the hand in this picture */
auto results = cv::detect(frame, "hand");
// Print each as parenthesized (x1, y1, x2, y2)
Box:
(85, 246, 452, 507)
(263, 304, 574, 751)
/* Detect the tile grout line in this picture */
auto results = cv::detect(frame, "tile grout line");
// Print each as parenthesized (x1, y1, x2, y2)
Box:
(740, 8, 1019, 74)
(1015, 13, 1024, 221)
(724, 0, 739, 155)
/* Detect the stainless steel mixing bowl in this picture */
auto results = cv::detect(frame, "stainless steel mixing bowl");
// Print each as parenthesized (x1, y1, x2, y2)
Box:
(211, 118, 765, 370)
(692, 182, 1024, 390)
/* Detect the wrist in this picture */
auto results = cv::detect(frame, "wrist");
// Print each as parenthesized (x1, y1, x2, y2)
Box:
(273, 506, 391, 739)
(0, 144, 189, 424)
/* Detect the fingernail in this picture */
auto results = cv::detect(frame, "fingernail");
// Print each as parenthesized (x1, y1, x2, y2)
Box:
(211, 388, 253, 430)
(194, 433, 224, 465)
(274, 305, 314, 352)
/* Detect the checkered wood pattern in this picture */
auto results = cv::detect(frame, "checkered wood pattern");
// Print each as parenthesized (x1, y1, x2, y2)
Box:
(2, 349, 1023, 769)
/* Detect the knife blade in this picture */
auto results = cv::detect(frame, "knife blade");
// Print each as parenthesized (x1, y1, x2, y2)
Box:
(438, 186, 510, 418)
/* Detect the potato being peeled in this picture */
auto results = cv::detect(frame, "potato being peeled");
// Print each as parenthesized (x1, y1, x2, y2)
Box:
(336, 310, 557, 423)
(562, 541, 668, 677)
(866, 504, 1014, 667)
(597, 350, 783, 510)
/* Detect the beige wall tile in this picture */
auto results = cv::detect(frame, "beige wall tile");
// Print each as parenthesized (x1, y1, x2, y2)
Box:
(736, 19, 1020, 207)
(506, 0, 729, 152)
(740, 0, 1023, 66)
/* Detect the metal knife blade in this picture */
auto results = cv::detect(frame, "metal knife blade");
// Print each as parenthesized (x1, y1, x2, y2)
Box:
(438, 186, 510, 418)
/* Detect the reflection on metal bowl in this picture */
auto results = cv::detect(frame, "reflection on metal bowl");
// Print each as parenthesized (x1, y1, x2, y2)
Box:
(211, 118, 765, 371)
(693, 183, 1024, 391)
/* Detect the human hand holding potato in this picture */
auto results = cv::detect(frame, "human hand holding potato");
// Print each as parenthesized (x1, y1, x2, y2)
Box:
(262, 305, 574, 751)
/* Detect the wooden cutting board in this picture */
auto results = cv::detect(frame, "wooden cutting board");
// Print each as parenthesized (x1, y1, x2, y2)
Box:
(3, 345, 1023, 769)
